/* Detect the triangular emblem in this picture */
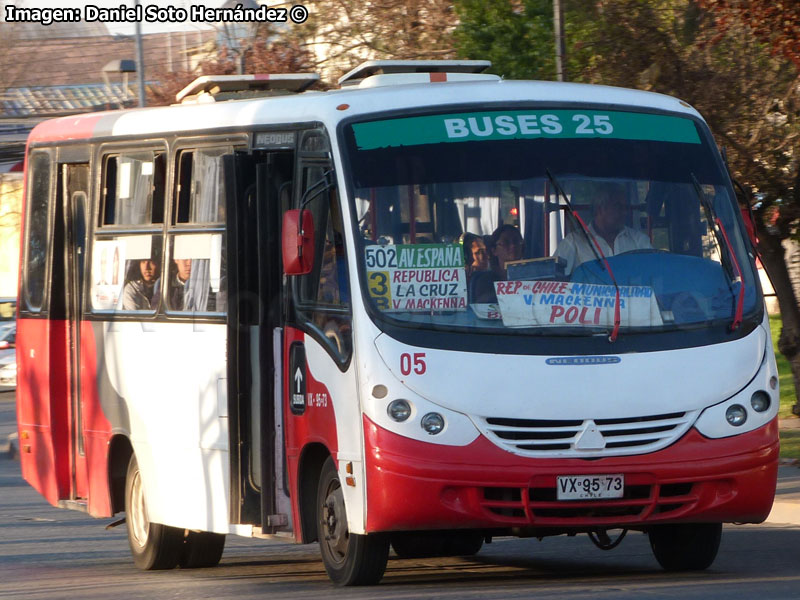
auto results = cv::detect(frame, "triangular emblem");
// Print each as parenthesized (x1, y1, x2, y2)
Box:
(574, 421, 606, 450)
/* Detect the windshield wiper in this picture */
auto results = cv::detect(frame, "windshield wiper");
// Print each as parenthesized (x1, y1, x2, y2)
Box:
(690, 174, 744, 331)
(545, 169, 622, 342)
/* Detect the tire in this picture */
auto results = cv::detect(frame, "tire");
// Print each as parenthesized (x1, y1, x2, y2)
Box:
(317, 457, 389, 586)
(180, 531, 226, 568)
(648, 523, 722, 571)
(125, 454, 184, 570)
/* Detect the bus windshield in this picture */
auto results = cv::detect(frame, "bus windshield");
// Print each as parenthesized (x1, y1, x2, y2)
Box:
(343, 107, 759, 336)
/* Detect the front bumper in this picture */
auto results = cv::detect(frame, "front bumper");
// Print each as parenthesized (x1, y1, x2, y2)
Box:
(364, 416, 779, 532)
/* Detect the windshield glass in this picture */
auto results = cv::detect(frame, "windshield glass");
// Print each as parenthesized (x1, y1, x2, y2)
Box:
(343, 108, 758, 336)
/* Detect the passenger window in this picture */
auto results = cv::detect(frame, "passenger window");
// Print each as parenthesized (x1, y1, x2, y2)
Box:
(91, 234, 162, 311)
(163, 233, 227, 313)
(174, 148, 229, 224)
(24, 152, 52, 311)
(101, 151, 165, 225)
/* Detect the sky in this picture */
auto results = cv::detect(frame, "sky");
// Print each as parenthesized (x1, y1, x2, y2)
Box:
(4, 0, 228, 35)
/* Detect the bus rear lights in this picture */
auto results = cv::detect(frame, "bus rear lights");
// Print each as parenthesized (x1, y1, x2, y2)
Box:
(750, 391, 771, 413)
(421, 412, 445, 435)
(725, 404, 747, 427)
(387, 399, 412, 422)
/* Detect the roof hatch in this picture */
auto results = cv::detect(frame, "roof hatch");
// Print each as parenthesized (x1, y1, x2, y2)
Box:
(176, 73, 320, 104)
(337, 60, 497, 88)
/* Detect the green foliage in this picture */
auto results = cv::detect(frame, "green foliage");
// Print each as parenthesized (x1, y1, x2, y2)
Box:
(780, 430, 800, 460)
(454, 0, 556, 80)
(770, 315, 796, 419)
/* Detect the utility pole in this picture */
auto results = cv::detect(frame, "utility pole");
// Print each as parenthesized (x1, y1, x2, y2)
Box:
(553, 0, 566, 82)
(134, 0, 147, 106)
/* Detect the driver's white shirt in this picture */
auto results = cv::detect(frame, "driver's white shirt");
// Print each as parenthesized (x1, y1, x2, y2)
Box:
(555, 223, 652, 274)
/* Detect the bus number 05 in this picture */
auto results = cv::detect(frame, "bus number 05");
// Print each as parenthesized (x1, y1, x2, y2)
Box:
(400, 352, 426, 376)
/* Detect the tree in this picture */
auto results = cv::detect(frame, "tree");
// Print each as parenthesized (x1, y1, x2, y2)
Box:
(454, 0, 592, 81)
(298, 0, 458, 79)
(146, 37, 317, 106)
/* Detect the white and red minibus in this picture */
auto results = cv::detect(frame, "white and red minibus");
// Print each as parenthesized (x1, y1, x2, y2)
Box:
(16, 61, 779, 585)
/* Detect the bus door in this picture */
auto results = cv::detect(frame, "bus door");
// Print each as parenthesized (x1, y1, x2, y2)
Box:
(224, 146, 294, 533)
(56, 160, 90, 501)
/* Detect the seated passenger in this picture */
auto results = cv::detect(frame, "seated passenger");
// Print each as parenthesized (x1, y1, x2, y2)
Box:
(469, 224, 524, 303)
(122, 259, 160, 310)
(555, 186, 651, 274)
(461, 232, 489, 280)
(152, 258, 225, 312)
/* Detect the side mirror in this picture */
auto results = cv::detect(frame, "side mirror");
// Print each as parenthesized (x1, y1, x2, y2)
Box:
(282, 209, 315, 275)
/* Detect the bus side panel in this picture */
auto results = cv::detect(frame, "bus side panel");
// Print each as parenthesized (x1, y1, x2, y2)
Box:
(80, 320, 113, 517)
(96, 321, 230, 532)
(16, 317, 70, 505)
(283, 327, 339, 542)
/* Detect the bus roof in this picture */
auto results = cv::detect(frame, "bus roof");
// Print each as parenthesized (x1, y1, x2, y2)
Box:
(27, 77, 702, 146)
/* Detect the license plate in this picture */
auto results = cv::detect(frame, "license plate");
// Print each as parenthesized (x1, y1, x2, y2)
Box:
(556, 474, 624, 500)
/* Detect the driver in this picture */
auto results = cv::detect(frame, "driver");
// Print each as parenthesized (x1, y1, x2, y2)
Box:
(555, 186, 651, 274)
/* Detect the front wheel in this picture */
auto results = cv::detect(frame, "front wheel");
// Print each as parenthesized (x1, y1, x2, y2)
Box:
(125, 454, 184, 570)
(317, 457, 389, 586)
(648, 523, 722, 571)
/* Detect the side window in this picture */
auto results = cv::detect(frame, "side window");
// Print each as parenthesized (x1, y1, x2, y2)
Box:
(165, 147, 230, 315)
(24, 152, 53, 312)
(92, 148, 166, 313)
(174, 148, 227, 224)
(293, 164, 352, 360)
(101, 151, 165, 225)
(90, 234, 163, 311)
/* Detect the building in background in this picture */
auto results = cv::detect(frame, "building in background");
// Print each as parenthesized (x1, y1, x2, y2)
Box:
(0, 17, 216, 296)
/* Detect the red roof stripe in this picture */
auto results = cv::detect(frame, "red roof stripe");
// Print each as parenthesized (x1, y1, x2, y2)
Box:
(28, 112, 112, 144)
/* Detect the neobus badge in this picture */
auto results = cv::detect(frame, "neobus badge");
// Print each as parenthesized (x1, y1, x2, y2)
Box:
(546, 356, 621, 366)
(254, 131, 296, 149)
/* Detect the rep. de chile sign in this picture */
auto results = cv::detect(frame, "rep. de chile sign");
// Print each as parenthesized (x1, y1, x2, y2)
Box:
(495, 280, 663, 328)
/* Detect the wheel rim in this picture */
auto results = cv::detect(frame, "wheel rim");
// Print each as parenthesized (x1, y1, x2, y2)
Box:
(320, 477, 349, 565)
(128, 469, 150, 549)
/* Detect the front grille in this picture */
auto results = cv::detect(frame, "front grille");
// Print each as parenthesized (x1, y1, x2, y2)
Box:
(476, 411, 698, 458)
(479, 479, 698, 524)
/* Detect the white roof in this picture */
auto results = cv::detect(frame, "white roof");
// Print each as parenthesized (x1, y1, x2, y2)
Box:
(31, 77, 703, 143)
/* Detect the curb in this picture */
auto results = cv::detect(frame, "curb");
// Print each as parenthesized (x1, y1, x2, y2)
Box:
(779, 458, 800, 466)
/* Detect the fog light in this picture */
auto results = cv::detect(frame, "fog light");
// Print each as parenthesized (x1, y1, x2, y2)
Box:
(750, 391, 770, 413)
(726, 404, 747, 427)
(421, 412, 445, 435)
(387, 399, 412, 422)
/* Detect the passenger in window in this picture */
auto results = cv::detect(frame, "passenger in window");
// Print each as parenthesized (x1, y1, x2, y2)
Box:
(469, 225, 524, 303)
(122, 259, 160, 310)
(555, 186, 651, 275)
(461, 232, 489, 280)
(154, 258, 225, 312)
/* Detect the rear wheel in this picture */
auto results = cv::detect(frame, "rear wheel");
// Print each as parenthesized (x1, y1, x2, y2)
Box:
(125, 455, 184, 570)
(648, 523, 722, 571)
(317, 457, 389, 585)
(180, 531, 226, 568)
